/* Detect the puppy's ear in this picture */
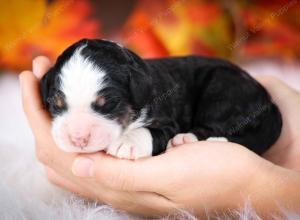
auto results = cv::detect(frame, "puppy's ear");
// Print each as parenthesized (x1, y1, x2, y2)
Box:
(40, 67, 57, 109)
(123, 49, 153, 110)
(128, 66, 152, 110)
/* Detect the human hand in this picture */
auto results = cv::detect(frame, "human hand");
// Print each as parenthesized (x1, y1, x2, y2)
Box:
(256, 76, 300, 170)
(20, 57, 300, 218)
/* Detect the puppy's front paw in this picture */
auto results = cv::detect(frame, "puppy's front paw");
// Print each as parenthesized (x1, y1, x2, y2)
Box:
(167, 133, 198, 148)
(106, 139, 138, 159)
(206, 137, 228, 142)
(106, 128, 153, 160)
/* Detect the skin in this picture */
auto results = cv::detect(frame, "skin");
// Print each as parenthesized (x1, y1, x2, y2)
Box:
(19, 56, 300, 218)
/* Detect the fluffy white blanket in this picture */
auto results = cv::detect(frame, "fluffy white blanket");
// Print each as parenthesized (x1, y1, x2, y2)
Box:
(0, 61, 299, 220)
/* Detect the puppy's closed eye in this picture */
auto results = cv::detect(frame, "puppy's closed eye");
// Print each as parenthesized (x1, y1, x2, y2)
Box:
(54, 94, 65, 108)
(48, 92, 66, 112)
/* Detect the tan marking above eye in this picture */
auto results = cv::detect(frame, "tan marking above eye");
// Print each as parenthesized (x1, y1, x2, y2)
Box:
(96, 96, 106, 106)
(55, 95, 64, 108)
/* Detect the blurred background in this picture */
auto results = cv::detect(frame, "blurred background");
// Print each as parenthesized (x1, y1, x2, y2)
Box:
(0, 0, 300, 72)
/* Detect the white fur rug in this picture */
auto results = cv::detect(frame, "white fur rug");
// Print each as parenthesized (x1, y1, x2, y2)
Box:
(0, 61, 300, 220)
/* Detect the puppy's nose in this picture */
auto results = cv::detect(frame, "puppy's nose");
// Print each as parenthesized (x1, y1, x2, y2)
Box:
(70, 133, 90, 148)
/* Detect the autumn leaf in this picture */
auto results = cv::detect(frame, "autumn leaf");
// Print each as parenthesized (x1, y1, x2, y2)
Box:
(0, 0, 100, 71)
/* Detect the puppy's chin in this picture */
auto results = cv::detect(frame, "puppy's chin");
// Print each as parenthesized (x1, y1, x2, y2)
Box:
(55, 143, 107, 153)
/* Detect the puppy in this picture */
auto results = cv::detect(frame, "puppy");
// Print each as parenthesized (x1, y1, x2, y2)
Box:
(40, 39, 282, 159)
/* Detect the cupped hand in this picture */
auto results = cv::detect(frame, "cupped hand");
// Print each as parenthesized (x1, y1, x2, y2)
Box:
(19, 57, 300, 218)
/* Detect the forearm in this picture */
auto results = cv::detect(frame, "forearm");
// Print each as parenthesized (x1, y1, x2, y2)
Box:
(249, 163, 300, 218)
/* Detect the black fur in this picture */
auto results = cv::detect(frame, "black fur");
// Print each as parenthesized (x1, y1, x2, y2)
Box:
(41, 39, 282, 155)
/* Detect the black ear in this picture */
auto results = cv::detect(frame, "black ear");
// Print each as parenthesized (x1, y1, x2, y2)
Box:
(128, 66, 152, 110)
(123, 49, 153, 110)
(40, 67, 57, 110)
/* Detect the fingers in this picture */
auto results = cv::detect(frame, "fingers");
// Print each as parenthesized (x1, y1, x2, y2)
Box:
(256, 75, 299, 103)
(19, 66, 72, 172)
(47, 167, 177, 217)
(256, 75, 300, 122)
(20, 56, 52, 132)
(256, 75, 300, 123)
(111, 191, 178, 217)
(36, 140, 76, 173)
(46, 166, 97, 200)
(32, 56, 52, 79)
(71, 152, 172, 192)
(19, 70, 51, 134)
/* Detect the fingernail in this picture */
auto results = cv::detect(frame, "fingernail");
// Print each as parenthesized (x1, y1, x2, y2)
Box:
(32, 59, 39, 77)
(72, 157, 94, 177)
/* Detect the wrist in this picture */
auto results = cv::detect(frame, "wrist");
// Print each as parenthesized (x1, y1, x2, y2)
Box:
(247, 161, 300, 217)
(209, 153, 275, 216)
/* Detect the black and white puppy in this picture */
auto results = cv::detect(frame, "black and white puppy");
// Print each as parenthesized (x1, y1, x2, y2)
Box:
(40, 39, 282, 159)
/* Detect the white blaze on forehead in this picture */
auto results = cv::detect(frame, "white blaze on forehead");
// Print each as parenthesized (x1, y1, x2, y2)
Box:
(60, 45, 106, 108)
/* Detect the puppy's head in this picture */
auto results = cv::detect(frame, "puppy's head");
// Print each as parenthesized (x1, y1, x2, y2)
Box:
(40, 39, 152, 153)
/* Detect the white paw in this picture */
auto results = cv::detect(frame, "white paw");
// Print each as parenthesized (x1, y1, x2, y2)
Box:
(106, 127, 153, 160)
(106, 139, 137, 159)
(167, 133, 198, 148)
(206, 137, 228, 142)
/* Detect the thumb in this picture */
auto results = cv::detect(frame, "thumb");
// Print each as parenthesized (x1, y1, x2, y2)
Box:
(71, 152, 169, 192)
